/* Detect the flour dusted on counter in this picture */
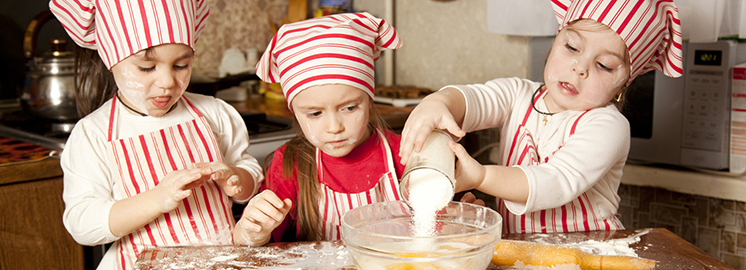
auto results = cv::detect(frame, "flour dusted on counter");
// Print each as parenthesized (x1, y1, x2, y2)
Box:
(508, 261, 582, 270)
(526, 229, 651, 258)
(567, 229, 648, 257)
(133, 241, 354, 270)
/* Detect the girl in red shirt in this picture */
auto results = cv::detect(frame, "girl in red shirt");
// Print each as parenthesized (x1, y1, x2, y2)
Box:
(233, 12, 405, 246)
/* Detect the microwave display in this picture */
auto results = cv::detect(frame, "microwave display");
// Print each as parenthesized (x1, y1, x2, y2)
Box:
(693, 50, 723, 66)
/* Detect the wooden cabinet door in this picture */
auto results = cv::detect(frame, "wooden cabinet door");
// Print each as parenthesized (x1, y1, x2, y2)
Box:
(0, 166, 84, 269)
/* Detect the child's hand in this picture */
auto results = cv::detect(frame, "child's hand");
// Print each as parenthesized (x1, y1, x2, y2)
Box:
(193, 162, 243, 197)
(459, 191, 486, 207)
(400, 97, 466, 165)
(233, 190, 292, 246)
(155, 167, 211, 214)
(449, 140, 486, 193)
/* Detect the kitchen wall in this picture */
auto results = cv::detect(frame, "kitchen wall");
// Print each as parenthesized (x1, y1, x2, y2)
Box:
(2, 0, 530, 93)
(194, 0, 530, 91)
(192, 0, 292, 77)
(355, 0, 529, 91)
(618, 184, 746, 269)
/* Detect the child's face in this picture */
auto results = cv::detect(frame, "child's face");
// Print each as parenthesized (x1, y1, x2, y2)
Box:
(543, 19, 630, 113)
(291, 84, 373, 157)
(111, 43, 194, 117)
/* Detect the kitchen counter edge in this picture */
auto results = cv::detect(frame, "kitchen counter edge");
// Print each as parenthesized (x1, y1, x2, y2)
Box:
(622, 163, 746, 202)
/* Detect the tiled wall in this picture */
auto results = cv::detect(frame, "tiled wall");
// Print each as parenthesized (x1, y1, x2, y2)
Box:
(618, 184, 745, 269)
(193, 0, 300, 77)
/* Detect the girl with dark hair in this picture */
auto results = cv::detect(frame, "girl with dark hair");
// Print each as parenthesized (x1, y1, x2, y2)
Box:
(51, 0, 263, 268)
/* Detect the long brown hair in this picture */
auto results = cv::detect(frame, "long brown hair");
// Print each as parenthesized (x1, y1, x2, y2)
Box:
(73, 47, 117, 117)
(281, 101, 389, 241)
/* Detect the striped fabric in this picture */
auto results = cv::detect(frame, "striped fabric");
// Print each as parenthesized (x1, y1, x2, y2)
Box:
(551, 0, 683, 82)
(256, 12, 402, 109)
(495, 195, 625, 233)
(106, 96, 233, 270)
(315, 129, 401, 240)
(500, 87, 624, 234)
(49, 0, 209, 68)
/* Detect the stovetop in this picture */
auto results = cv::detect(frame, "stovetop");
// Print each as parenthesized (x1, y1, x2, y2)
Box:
(0, 104, 295, 151)
(0, 108, 72, 150)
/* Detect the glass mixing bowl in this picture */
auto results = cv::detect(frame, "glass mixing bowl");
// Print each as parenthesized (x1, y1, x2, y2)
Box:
(341, 201, 502, 270)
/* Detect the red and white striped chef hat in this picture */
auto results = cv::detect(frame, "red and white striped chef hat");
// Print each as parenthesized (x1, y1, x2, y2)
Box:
(50, 0, 209, 69)
(256, 12, 402, 109)
(552, 0, 683, 82)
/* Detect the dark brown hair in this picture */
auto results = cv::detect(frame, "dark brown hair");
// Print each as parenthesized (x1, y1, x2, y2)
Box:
(280, 101, 389, 241)
(73, 47, 117, 117)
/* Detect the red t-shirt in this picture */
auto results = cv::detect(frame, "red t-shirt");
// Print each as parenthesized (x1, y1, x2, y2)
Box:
(262, 129, 405, 242)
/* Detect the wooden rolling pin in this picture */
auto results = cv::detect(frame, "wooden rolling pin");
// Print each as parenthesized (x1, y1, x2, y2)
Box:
(492, 239, 656, 270)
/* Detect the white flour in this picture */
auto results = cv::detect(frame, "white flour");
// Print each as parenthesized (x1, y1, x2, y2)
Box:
(495, 229, 651, 269)
(405, 168, 453, 237)
(525, 228, 650, 257)
(134, 241, 353, 270)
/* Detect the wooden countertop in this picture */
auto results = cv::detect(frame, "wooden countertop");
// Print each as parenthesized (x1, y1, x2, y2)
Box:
(227, 96, 414, 130)
(134, 228, 728, 269)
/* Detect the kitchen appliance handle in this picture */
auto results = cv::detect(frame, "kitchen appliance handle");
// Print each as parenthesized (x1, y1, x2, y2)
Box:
(23, 10, 54, 59)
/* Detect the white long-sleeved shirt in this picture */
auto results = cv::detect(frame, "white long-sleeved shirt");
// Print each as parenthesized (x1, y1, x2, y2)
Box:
(60, 92, 263, 246)
(452, 77, 629, 231)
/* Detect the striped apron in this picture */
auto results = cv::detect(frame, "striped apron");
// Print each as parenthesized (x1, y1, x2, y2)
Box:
(106, 95, 234, 269)
(498, 88, 623, 234)
(316, 128, 402, 240)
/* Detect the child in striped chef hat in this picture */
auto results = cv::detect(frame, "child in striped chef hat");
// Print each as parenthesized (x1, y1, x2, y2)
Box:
(400, 0, 683, 234)
(233, 12, 403, 246)
(50, 0, 263, 268)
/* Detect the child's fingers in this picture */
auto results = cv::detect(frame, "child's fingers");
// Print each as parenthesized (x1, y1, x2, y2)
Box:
(238, 215, 262, 232)
(460, 191, 477, 203)
(448, 139, 469, 160)
(224, 175, 240, 186)
(211, 169, 234, 181)
(173, 189, 192, 201)
(459, 192, 486, 206)
(439, 116, 466, 139)
(398, 125, 415, 164)
(281, 199, 293, 212)
(179, 171, 207, 190)
(254, 190, 285, 207)
(242, 191, 288, 226)
(242, 205, 280, 229)
(400, 125, 433, 165)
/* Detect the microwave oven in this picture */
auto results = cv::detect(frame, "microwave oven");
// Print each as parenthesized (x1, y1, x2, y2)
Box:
(623, 40, 746, 170)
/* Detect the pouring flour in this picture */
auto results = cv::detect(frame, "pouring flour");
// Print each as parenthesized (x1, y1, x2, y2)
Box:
(399, 130, 457, 237)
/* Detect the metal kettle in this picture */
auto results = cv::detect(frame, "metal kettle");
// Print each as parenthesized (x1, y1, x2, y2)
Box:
(21, 10, 78, 122)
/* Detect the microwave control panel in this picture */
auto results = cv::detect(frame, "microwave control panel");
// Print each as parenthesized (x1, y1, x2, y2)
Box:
(680, 40, 736, 169)
(682, 69, 727, 151)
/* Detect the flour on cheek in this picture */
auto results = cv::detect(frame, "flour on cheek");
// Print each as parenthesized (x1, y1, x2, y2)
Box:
(118, 67, 152, 114)
(121, 86, 150, 114)
(303, 122, 321, 146)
